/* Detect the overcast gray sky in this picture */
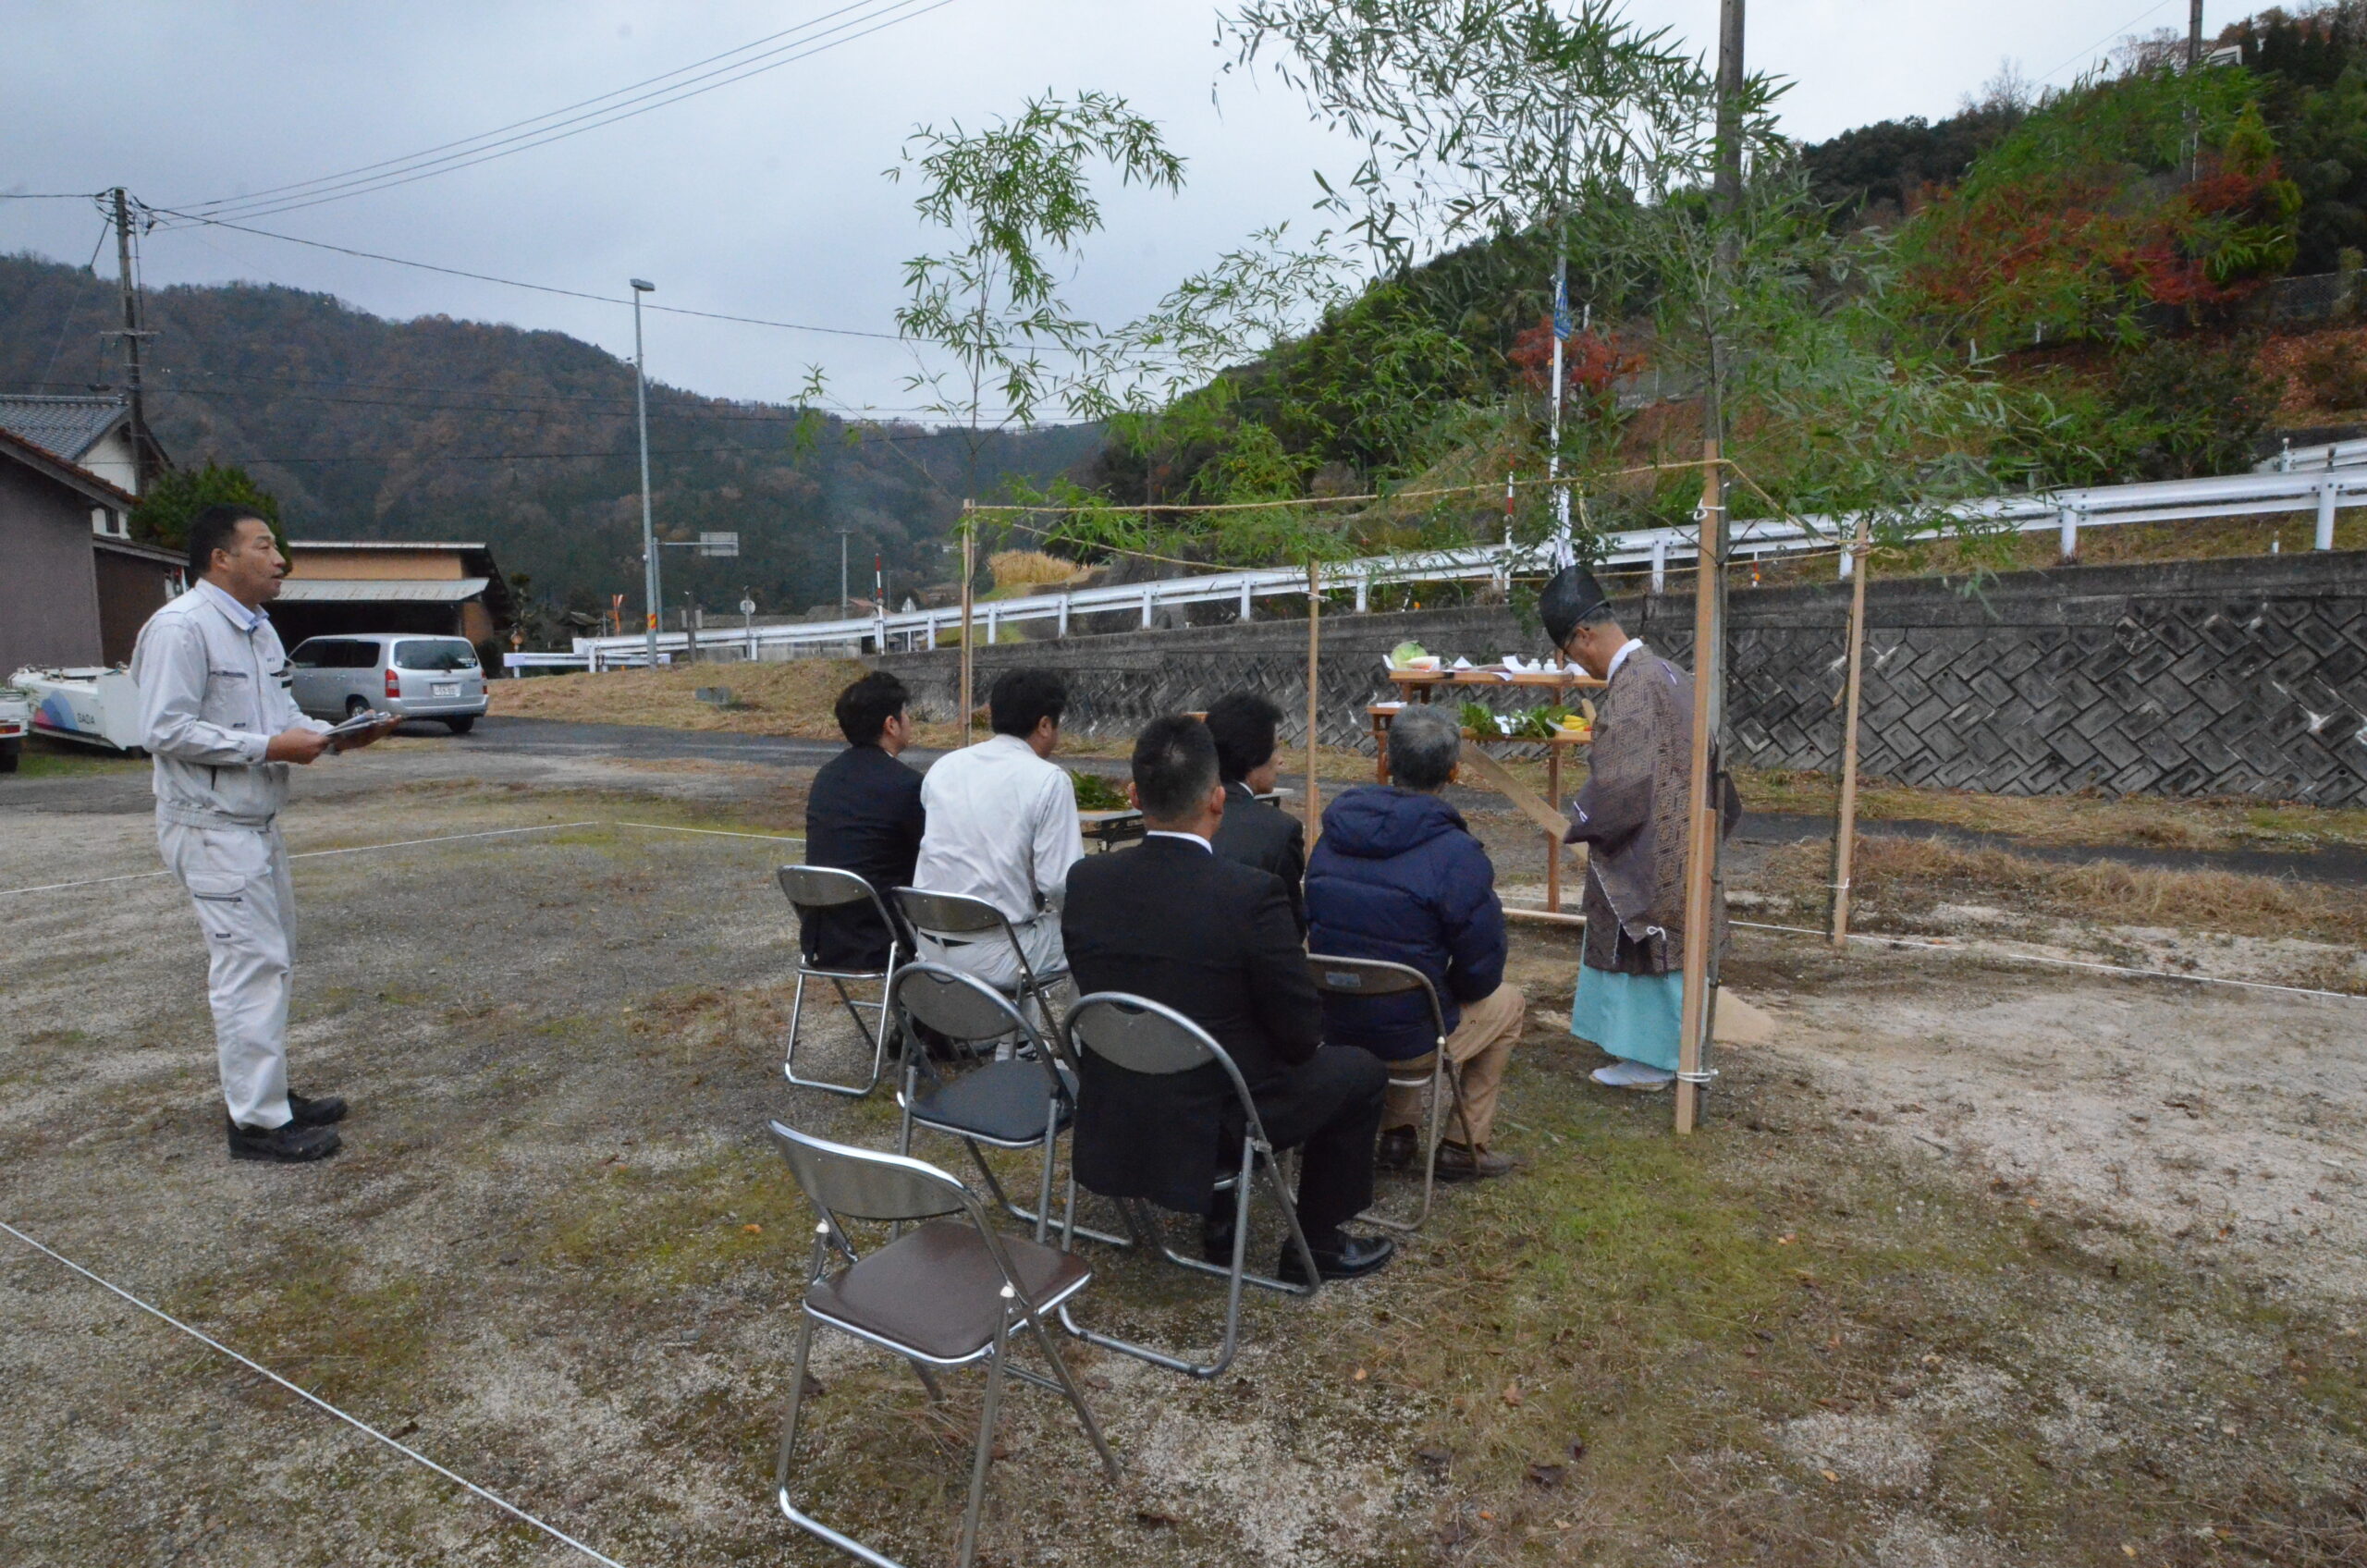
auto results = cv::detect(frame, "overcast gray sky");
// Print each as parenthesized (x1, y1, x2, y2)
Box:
(2, 0, 2201, 413)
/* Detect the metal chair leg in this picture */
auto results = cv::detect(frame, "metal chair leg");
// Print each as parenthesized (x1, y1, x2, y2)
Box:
(828, 973, 895, 1094)
(955, 1299, 1013, 1568)
(785, 961, 894, 1098)
(774, 1309, 818, 1499)
(1017, 1306, 1122, 1480)
(778, 1309, 920, 1568)
(1060, 1139, 1315, 1379)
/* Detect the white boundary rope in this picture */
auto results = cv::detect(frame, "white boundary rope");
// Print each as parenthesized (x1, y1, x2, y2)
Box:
(289, 821, 603, 859)
(0, 819, 805, 900)
(0, 1219, 631, 1568)
(612, 820, 803, 843)
(1733, 919, 2366, 1003)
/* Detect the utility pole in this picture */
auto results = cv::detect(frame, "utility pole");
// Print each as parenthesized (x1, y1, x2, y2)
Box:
(631, 278, 658, 670)
(838, 527, 852, 619)
(1674, 0, 1747, 1137)
(2189, 0, 2204, 67)
(110, 189, 162, 490)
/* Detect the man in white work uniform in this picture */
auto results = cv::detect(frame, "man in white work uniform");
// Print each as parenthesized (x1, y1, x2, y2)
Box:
(132, 504, 393, 1162)
(910, 668, 1084, 1000)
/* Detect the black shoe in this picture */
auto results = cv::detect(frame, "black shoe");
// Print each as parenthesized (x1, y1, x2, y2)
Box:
(1279, 1232, 1395, 1284)
(1375, 1127, 1418, 1170)
(1432, 1142, 1519, 1182)
(227, 1116, 342, 1163)
(1201, 1212, 1237, 1267)
(288, 1091, 348, 1127)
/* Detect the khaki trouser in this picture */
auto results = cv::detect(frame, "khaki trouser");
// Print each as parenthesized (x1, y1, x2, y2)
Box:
(1381, 982, 1523, 1149)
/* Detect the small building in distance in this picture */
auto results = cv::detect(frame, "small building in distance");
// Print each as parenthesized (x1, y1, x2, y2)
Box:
(0, 425, 156, 674)
(276, 541, 516, 657)
(92, 534, 188, 664)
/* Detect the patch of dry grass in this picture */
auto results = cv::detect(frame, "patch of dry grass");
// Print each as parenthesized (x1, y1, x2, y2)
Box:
(1321, 1014, 2367, 1568)
(989, 549, 1089, 590)
(1755, 833, 2367, 948)
(490, 661, 967, 749)
(1735, 766, 2367, 853)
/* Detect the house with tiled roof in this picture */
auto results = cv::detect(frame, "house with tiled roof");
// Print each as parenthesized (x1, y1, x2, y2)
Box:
(0, 393, 165, 533)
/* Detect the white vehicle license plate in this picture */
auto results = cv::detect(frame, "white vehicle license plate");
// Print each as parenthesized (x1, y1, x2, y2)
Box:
(433, 682, 460, 697)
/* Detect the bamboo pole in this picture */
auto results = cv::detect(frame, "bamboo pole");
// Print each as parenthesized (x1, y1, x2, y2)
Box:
(1674, 442, 1726, 1137)
(1305, 558, 1323, 843)
(1830, 513, 1872, 948)
(959, 500, 975, 745)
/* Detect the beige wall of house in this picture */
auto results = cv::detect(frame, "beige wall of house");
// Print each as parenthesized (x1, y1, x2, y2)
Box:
(284, 545, 470, 581)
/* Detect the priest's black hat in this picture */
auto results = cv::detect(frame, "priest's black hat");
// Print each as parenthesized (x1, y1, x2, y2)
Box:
(1539, 564, 1609, 648)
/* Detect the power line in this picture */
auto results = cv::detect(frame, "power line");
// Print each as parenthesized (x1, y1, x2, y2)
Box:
(36, 221, 114, 386)
(151, 374, 1023, 422)
(216, 427, 1029, 462)
(172, 0, 957, 224)
(173, 0, 892, 215)
(0, 191, 105, 200)
(139, 204, 915, 342)
(2035, 0, 2181, 84)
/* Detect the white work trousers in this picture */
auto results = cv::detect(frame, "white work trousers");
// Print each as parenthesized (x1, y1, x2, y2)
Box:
(159, 819, 296, 1130)
(916, 913, 1068, 1013)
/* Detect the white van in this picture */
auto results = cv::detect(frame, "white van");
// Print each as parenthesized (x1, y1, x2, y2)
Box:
(288, 634, 489, 733)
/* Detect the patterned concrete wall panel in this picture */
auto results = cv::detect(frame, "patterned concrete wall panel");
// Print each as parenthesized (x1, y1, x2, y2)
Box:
(868, 552, 2367, 803)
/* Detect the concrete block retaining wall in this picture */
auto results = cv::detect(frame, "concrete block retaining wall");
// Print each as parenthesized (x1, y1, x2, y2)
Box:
(870, 551, 2367, 804)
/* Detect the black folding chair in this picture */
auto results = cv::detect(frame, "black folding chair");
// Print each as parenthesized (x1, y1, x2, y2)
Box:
(767, 1121, 1120, 1568)
(1305, 954, 1471, 1233)
(889, 962, 1123, 1248)
(1056, 992, 1322, 1380)
(893, 887, 1069, 1034)
(777, 864, 901, 1097)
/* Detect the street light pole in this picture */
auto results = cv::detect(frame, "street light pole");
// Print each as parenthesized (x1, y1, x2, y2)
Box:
(632, 277, 658, 670)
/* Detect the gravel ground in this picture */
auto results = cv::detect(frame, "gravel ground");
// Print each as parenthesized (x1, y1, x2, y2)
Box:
(3, 737, 2361, 1566)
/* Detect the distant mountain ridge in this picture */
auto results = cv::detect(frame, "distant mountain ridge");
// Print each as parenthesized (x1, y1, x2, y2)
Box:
(0, 251, 1098, 625)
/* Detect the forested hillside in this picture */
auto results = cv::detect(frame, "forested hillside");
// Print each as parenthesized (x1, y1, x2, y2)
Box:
(0, 252, 1098, 628)
(1081, 1, 2367, 544)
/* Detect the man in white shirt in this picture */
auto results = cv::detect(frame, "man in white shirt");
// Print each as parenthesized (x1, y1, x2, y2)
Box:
(132, 504, 393, 1162)
(911, 668, 1084, 994)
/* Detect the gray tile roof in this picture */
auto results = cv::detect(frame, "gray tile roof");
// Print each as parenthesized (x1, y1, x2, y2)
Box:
(0, 394, 127, 461)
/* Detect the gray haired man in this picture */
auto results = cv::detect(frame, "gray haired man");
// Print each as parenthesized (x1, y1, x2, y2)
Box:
(131, 504, 393, 1161)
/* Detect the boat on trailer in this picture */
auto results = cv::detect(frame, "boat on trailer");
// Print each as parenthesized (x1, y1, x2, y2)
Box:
(7, 667, 146, 753)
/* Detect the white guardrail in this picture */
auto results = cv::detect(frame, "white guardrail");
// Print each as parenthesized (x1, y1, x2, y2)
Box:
(533, 464, 2367, 671)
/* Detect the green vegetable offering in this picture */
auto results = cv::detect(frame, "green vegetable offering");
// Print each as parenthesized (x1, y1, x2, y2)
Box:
(1457, 701, 1508, 736)
(1070, 770, 1131, 811)
(1390, 641, 1429, 667)
(1511, 704, 1574, 739)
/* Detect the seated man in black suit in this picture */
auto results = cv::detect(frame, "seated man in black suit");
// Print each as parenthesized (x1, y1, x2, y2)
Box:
(800, 671, 925, 972)
(1205, 691, 1307, 936)
(1062, 715, 1393, 1282)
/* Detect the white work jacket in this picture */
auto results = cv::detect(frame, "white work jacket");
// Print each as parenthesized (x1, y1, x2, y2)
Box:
(130, 582, 329, 829)
(912, 733, 1084, 926)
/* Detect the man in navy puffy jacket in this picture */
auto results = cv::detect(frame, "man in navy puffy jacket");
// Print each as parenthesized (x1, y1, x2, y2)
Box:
(1306, 704, 1523, 1180)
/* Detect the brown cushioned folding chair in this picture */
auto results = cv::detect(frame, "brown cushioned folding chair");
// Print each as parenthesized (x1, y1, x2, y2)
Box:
(778, 864, 901, 1097)
(767, 1121, 1120, 1568)
(1304, 953, 1471, 1232)
(1056, 991, 1322, 1380)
